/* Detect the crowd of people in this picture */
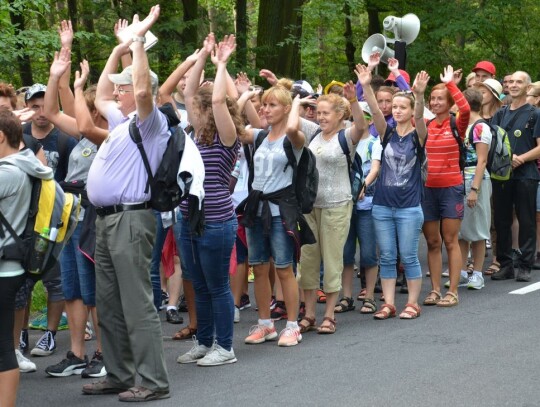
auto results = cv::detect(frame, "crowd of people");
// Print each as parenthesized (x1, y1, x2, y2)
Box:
(1, 5, 540, 405)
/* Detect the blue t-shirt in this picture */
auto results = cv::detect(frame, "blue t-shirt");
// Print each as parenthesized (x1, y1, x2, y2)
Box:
(373, 127, 423, 208)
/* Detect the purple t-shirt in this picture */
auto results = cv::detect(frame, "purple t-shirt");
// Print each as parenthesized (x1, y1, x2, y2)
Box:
(181, 134, 239, 222)
(87, 105, 169, 207)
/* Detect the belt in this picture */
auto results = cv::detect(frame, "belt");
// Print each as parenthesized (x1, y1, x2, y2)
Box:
(95, 202, 151, 217)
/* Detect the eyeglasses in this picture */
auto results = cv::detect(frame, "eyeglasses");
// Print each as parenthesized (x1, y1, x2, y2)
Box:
(114, 84, 133, 95)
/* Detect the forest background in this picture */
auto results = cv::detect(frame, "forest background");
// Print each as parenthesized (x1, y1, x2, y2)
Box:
(1, 0, 538, 89)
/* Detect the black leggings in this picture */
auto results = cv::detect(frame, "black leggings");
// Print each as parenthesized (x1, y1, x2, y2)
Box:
(0, 274, 25, 372)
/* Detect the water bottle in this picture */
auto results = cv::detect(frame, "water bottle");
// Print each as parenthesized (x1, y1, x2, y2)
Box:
(28, 227, 50, 275)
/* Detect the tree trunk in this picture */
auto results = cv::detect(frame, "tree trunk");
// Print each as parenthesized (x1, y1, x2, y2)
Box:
(181, 0, 199, 50)
(256, 0, 305, 81)
(9, 1, 33, 85)
(235, 0, 247, 71)
(343, 1, 356, 74)
(66, 0, 82, 64)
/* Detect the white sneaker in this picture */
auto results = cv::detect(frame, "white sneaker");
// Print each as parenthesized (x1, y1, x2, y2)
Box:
(444, 274, 468, 288)
(467, 274, 485, 290)
(442, 269, 450, 277)
(234, 306, 240, 323)
(277, 327, 302, 347)
(177, 337, 212, 364)
(197, 343, 237, 366)
(16, 349, 37, 373)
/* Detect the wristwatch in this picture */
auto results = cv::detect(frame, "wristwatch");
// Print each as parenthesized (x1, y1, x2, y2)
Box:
(470, 186, 479, 193)
(132, 36, 146, 43)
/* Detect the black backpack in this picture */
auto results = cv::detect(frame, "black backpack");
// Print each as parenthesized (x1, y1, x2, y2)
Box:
(129, 118, 187, 212)
(249, 130, 318, 214)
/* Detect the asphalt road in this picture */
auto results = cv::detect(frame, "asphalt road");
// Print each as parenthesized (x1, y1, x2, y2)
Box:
(16, 239, 540, 407)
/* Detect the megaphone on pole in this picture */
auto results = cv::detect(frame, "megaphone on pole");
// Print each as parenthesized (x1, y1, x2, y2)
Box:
(361, 33, 395, 64)
(382, 13, 421, 45)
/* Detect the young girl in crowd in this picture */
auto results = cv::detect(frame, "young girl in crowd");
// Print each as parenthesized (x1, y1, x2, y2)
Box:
(423, 66, 471, 308)
(176, 33, 242, 366)
(358, 63, 430, 320)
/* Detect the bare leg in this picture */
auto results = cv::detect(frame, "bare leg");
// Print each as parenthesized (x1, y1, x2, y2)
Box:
(167, 256, 182, 307)
(341, 265, 354, 299)
(89, 307, 102, 352)
(253, 263, 271, 319)
(64, 299, 86, 358)
(183, 280, 197, 329)
(276, 266, 298, 322)
(0, 368, 19, 407)
(471, 240, 486, 271)
(231, 262, 246, 307)
(12, 309, 25, 350)
(442, 218, 463, 294)
(423, 220, 443, 296)
(381, 279, 397, 306)
(46, 299, 64, 331)
(459, 239, 470, 271)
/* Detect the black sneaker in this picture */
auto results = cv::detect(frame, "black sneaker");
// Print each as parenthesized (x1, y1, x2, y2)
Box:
(45, 351, 88, 377)
(19, 329, 29, 353)
(270, 301, 287, 321)
(239, 294, 251, 310)
(178, 295, 188, 312)
(81, 351, 106, 378)
(166, 308, 183, 324)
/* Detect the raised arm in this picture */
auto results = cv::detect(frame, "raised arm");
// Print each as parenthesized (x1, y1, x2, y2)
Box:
(158, 49, 199, 106)
(57, 20, 76, 118)
(130, 6, 160, 121)
(44, 47, 80, 138)
(285, 95, 306, 149)
(184, 33, 215, 133)
(411, 71, 429, 145)
(211, 34, 238, 147)
(259, 69, 278, 86)
(73, 60, 108, 145)
(343, 80, 368, 144)
(388, 58, 411, 91)
(355, 63, 387, 139)
(114, 19, 133, 69)
(356, 51, 380, 101)
(441, 65, 470, 137)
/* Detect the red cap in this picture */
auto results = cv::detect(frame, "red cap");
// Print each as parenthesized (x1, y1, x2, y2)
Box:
(472, 61, 496, 76)
(385, 70, 410, 85)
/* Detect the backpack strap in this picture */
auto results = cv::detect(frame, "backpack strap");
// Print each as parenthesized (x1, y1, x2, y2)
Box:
(282, 137, 298, 173)
(337, 129, 353, 173)
(467, 119, 488, 148)
(0, 210, 23, 246)
(309, 127, 322, 144)
(128, 116, 153, 194)
(449, 115, 463, 147)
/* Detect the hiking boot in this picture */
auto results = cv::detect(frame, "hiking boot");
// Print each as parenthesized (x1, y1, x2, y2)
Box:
(19, 329, 29, 353)
(166, 308, 183, 324)
(277, 327, 302, 347)
(81, 351, 106, 378)
(197, 343, 237, 366)
(16, 349, 36, 373)
(270, 301, 287, 321)
(30, 330, 56, 356)
(491, 265, 515, 280)
(467, 274, 485, 290)
(239, 294, 251, 310)
(516, 267, 532, 282)
(45, 351, 88, 377)
(177, 337, 212, 364)
(245, 324, 277, 344)
(82, 380, 129, 395)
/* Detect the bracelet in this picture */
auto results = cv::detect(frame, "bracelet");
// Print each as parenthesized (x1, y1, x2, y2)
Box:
(348, 97, 358, 104)
(132, 36, 146, 43)
(470, 186, 479, 193)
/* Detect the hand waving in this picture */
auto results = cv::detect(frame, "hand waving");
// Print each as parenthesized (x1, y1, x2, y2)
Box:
(74, 60, 90, 90)
(367, 52, 381, 71)
(130, 5, 160, 38)
(440, 65, 454, 84)
(211, 35, 236, 65)
(412, 71, 430, 95)
(49, 47, 72, 79)
(354, 64, 372, 87)
(58, 20, 74, 49)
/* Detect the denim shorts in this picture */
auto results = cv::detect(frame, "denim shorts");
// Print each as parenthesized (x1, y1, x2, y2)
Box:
(246, 216, 295, 268)
(343, 209, 378, 267)
(422, 185, 465, 221)
(60, 222, 96, 305)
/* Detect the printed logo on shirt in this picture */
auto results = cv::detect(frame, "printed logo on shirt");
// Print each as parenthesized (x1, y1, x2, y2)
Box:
(514, 129, 522, 138)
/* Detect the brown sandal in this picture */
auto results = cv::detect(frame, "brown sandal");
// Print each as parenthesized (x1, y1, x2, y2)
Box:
(423, 290, 442, 306)
(437, 291, 459, 307)
(298, 317, 316, 333)
(484, 261, 500, 276)
(172, 326, 197, 340)
(399, 303, 421, 319)
(373, 304, 396, 320)
(317, 317, 336, 334)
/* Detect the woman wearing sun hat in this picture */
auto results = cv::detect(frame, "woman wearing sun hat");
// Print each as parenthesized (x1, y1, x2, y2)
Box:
(474, 78, 503, 122)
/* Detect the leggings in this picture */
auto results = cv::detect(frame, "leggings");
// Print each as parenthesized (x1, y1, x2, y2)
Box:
(0, 274, 25, 372)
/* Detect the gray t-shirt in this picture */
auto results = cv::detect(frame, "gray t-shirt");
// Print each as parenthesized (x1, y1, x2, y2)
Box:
(65, 137, 97, 183)
(309, 127, 357, 208)
(252, 130, 302, 216)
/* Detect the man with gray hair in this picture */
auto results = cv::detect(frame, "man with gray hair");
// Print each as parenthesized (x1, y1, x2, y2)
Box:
(491, 71, 540, 283)
(83, 5, 170, 402)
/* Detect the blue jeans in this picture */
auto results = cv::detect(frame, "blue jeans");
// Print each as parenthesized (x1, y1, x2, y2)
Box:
(343, 209, 378, 267)
(179, 216, 237, 350)
(150, 211, 168, 311)
(372, 205, 424, 280)
(60, 221, 96, 305)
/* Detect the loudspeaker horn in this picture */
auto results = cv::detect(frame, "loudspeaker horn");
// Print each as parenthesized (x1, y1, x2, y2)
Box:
(361, 33, 395, 64)
(383, 13, 420, 45)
